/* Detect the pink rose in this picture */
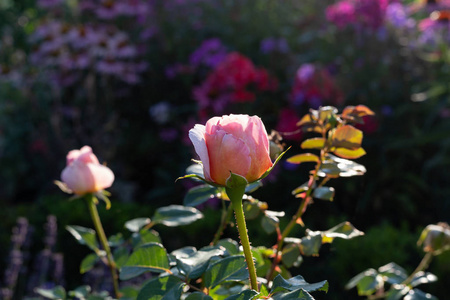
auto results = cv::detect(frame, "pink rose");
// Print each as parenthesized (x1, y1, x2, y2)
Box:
(189, 114, 273, 186)
(61, 146, 114, 195)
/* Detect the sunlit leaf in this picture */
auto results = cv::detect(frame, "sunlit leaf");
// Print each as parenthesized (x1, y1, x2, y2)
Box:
(292, 181, 314, 196)
(342, 105, 375, 124)
(124, 218, 151, 232)
(223, 290, 259, 300)
(299, 232, 323, 256)
(318, 106, 338, 122)
(184, 184, 218, 207)
(333, 147, 366, 159)
(321, 221, 364, 243)
(203, 255, 248, 288)
(35, 286, 66, 299)
(186, 292, 214, 300)
(410, 271, 438, 288)
(404, 289, 437, 300)
(346, 268, 383, 296)
(120, 242, 170, 280)
(132, 229, 161, 248)
(152, 205, 203, 227)
(271, 274, 328, 293)
(272, 288, 314, 300)
(312, 187, 335, 201)
(216, 239, 240, 256)
(286, 153, 320, 165)
(331, 125, 363, 149)
(377, 262, 408, 285)
(317, 154, 366, 177)
(301, 138, 326, 149)
(281, 244, 302, 268)
(66, 225, 99, 252)
(137, 275, 185, 300)
(80, 253, 99, 274)
(175, 246, 225, 279)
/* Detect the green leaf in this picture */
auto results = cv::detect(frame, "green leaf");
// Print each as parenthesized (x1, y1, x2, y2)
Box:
(125, 218, 151, 232)
(119, 286, 140, 300)
(152, 205, 203, 227)
(66, 225, 99, 252)
(243, 201, 261, 220)
(245, 181, 263, 193)
(317, 154, 366, 177)
(224, 290, 259, 300)
(312, 187, 335, 201)
(120, 242, 170, 280)
(175, 246, 225, 279)
(321, 221, 364, 243)
(132, 229, 162, 247)
(345, 268, 383, 296)
(204, 255, 249, 288)
(300, 138, 326, 149)
(113, 246, 129, 269)
(137, 275, 185, 300)
(261, 214, 279, 234)
(68, 285, 91, 298)
(35, 286, 66, 299)
(271, 275, 328, 293)
(184, 184, 218, 207)
(385, 284, 410, 300)
(108, 233, 124, 247)
(216, 239, 240, 255)
(281, 244, 302, 268)
(272, 288, 314, 300)
(80, 253, 99, 274)
(286, 153, 319, 165)
(186, 292, 214, 300)
(404, 289, 437, 300)
(299, 232, 323, 256)
(410, 272, 438, 288)
(377, 263, 408, 285)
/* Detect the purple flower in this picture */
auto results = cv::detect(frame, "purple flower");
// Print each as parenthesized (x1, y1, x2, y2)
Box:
(260, 37, 290, 54)
(296, 64, 315, 82)
(189, 38, 228, 69)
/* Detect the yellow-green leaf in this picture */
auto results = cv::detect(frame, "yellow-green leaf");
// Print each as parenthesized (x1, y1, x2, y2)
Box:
(287, 153, 320, 165)
(333, 147, 366, 159)
(331, 125, 363, 149)
(301, 138, 326, 149)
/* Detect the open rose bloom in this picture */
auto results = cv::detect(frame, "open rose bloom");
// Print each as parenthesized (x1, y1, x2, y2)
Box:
(61, 146, 114, 195)
(189, 114, 273, 186)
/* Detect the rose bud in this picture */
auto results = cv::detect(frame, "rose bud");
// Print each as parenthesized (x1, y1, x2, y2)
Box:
(61, 146, 114, 195)
(189, 114, 273, 186)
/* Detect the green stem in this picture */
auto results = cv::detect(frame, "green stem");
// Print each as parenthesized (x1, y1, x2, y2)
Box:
(230, 196, 259, 291)
(85, 194, 120, 298)
(403, 252, 433, 286)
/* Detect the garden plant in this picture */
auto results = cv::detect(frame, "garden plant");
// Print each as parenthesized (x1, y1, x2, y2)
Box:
(1, 0, 450, 299)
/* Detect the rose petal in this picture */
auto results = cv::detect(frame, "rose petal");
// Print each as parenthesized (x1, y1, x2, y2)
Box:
(188, 124, 211, 181)
(206, 130, 251, 185)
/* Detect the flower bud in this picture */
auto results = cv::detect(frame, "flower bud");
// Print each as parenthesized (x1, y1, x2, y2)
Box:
(189, 114, 273, 186)
(61, 146, 114, 195)
(418, 223, 450, 255)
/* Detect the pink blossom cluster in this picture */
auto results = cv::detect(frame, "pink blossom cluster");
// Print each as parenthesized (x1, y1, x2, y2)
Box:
(193, 52, 278, 119)
(326, 0, 394, 29)
(290, 64, 343, 109)
(29, 20, 147, 85)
